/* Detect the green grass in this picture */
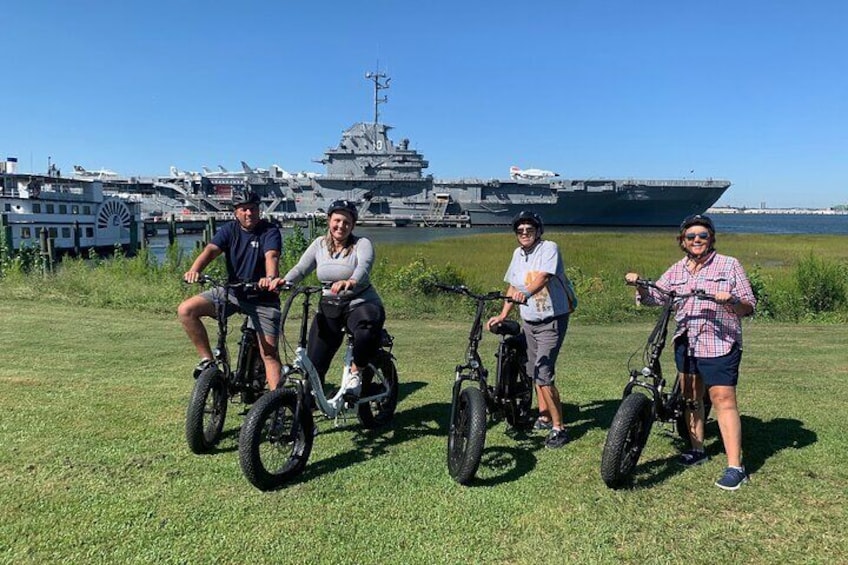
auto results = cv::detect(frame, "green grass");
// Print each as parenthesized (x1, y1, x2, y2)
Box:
(1, 300, 846, 564)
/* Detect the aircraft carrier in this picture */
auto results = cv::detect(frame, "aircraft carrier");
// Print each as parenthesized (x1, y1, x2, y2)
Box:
(180, 72, 731, 227)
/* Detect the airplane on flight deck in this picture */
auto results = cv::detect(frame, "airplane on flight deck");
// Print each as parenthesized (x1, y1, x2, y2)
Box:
(509, 166, 560, 180)
(72, 165, 119, 180)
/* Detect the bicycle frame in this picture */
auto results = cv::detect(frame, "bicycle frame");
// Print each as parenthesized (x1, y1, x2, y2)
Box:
(201, 277, 266, 390)
(436, 285, 514, 416)
(279, 285, 393, 420)
(623, 280, 710, 423)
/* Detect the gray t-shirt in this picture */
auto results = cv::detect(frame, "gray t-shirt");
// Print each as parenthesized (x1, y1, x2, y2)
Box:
(283, 236, 381, 306)
(504, 239, 573, 322)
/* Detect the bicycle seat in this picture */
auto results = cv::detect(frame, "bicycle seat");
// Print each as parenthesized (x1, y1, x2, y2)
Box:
(490, 320, 521, 337)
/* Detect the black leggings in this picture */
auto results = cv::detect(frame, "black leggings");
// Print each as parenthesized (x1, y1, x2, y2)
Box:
(307, 302, 386, 383)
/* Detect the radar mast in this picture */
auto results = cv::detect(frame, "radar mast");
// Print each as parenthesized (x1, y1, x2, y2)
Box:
(365, 70, 390, 125)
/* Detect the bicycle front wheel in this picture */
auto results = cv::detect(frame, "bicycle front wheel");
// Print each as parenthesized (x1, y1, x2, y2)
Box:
(600, 392, 654, 488)
(185, 365, 228, 454)
(238, 388, 314, 491)
(447, 386, 487, 485)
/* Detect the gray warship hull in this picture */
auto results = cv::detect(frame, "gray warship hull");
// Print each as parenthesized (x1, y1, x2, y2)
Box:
(260, 175, 730, 227)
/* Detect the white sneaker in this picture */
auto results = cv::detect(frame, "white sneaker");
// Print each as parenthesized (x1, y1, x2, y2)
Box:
(344, 372, 362, 398)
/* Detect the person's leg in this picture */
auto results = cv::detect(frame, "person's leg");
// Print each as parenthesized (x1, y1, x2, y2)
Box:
(681, 372, 706, 451)
(529, 317, 568, 431)
(307, 312, 344, 386)
(346, 303, 386, 373)
(710, 385, 742, 468)
(177, 293, 217, 360)
(250, 302, 282, 390)
(698, 345, 743, 469)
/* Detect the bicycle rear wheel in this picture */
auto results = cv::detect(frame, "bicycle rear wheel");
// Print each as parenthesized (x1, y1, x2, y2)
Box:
(185, 365, 228, 454)
(600, 393, 654, 488)
(357, 350, 399, 429)
(447, 386, 487, 485)
(239, 388, 314, 491)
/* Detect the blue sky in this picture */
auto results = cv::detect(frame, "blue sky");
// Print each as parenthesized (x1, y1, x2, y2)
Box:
(5, 1, 846, 208)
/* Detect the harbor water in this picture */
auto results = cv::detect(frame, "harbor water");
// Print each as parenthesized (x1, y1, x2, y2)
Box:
(147, 213, 848, 262)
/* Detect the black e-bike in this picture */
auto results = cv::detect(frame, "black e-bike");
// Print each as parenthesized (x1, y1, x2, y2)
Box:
(436, 284, 534, 485)
(600, 279, 713, 488)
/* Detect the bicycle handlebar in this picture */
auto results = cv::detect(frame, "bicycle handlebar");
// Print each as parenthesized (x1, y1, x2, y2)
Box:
(435, 283, 515, 303)
(185, 274, 262, 292)
(629, 278, 716, 301)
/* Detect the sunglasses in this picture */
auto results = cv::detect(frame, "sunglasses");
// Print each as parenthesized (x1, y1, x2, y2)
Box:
(684, 231, 711, 241)
(516, 227, 537, 235)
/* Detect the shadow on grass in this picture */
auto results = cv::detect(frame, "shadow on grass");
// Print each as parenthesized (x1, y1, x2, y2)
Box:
(610, 415, 816, 490)
(298, 381, 544, 487)
(738, 415, 817, 474)
(197, 380, 431, 456)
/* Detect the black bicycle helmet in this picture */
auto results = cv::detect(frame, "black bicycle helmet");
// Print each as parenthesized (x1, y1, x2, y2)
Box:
(512, 210, 544, 235)
(232, 187, 260, 208)
(678, 213, 716, 256)
(327, 199, 358, 222)
(679, 214, 715, 235)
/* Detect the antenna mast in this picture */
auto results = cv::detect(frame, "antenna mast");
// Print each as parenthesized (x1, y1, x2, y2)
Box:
(365, 70, 390, 125)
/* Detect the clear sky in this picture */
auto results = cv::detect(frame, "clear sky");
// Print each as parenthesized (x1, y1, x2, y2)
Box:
(5, 1, 846, 208)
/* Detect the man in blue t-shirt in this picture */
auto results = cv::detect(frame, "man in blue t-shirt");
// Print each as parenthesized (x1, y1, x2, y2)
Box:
(178, 189, 284, 389)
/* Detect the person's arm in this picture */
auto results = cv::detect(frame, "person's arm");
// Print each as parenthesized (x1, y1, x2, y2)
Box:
(719, 259, 756, 317)
(487, 285, 517, 330)
(183, 243, 222, 283)
(260, 249, 281, 290)
(512, 272, 553, 303)
(282, 238, 320, 285)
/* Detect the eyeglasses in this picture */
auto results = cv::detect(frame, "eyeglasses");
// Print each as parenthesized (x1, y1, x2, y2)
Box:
(684, 231, 711, 241)
(516, 227, 537, 235)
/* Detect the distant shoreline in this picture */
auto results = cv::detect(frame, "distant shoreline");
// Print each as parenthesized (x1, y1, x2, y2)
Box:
(708, 206, 847, 215)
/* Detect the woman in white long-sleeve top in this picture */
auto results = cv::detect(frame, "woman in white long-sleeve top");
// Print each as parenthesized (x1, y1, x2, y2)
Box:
(281, 200, 384, 397)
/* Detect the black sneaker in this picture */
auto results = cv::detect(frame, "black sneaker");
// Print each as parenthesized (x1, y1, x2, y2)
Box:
(193, 358, 214, 379)
(544, 428, 570, 449)
(678, 449, 709, 467)
(533, 417, 553, 432)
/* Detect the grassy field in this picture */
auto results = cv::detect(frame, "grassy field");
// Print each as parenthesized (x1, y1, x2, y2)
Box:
(1, 299, 846, 564)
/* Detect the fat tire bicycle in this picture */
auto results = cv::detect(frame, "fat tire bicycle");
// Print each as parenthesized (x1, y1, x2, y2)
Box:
(436, 284, 534, 485)
(600, 279, 714, 488)
(238, 284, 399, 491)
(184, 275, 272, 454)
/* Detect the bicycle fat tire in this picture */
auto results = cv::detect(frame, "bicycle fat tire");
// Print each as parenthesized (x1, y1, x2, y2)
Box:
(600, 393, 654, 488)
(357, 351, 399, 429)
(238, 388, 314, 491)
(447, 386, 487, 485)
(185, 366, 228, 454)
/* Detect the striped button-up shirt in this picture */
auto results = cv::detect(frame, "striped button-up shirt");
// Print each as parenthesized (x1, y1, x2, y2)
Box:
(638, 251, 756, 358)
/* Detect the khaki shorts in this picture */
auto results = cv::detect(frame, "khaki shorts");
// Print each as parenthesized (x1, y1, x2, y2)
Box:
(523, 314, 569, 386)
(200, 288, 281, 340)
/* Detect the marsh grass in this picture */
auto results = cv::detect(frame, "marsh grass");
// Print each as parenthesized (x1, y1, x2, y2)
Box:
(0, 299, 846, 564)
(1, 232, 846, 323)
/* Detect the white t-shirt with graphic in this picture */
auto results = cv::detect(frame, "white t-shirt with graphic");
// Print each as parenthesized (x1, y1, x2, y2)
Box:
(504, 239, 574, 322)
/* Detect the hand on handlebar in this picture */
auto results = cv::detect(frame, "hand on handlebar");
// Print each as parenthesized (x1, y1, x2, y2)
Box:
(505, 288, 524, 304)
(258, 276, 286, 292)
(624, 272, 641, 286)
(330, 279, 356, 294)
(183, 270, 203, 284)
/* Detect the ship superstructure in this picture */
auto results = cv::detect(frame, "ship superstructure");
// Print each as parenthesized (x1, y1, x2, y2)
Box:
(248, 71, 730, 226)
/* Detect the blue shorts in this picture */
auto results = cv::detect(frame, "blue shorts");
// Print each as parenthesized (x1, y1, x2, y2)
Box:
(674, 337, 741, 387)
